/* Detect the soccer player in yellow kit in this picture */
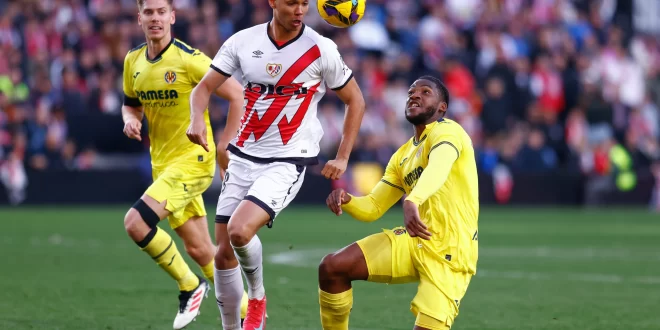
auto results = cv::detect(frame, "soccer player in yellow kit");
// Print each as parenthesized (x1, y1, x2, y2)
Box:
(319, 76, 479, 330)
(121, 0, 248, 328)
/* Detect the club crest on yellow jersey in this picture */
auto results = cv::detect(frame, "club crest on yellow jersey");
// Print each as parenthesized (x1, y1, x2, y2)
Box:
(164, 71, 177, 84)
(393, 228, 406, 235)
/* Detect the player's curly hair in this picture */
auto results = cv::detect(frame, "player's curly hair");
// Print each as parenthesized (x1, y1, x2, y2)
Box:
(418, 75, 450, 107)
(136, 0, 173, 8)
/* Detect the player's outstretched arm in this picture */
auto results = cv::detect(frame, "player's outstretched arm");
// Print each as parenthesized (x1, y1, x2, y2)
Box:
(321, 78, 365, 180)
(403, 143, 459, 239)
(326, 181, 403, 222)
(212, 77, 245, 174)
(187, 69, 229, 151)
(122, 105, 144, 141)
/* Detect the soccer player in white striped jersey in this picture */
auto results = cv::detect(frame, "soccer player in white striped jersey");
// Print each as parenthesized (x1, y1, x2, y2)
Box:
(186, 1, 365, 329)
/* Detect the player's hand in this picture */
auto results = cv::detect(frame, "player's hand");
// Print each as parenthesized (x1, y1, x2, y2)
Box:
(123, 118, 142, 141)
(403, 200, 431, 240)
(322, 158, 348, 180)
(326, 188, 351, 216)
(186, 116, 209, 152)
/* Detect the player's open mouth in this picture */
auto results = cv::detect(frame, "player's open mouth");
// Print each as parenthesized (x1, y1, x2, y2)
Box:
(292, 20, 302, 26)
(149, 26, 163, 31)
(407, 102, 420, 109)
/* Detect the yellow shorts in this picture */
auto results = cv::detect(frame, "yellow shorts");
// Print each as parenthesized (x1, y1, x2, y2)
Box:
(356, 226, 473, 329)
(145, 162, 214, 229)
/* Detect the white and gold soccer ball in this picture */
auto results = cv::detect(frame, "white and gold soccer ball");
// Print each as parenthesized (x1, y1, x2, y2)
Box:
(317, 0, 366, 28)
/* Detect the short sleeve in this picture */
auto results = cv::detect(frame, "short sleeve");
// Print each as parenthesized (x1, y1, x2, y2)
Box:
(428, 122, 463, 159)
(381, 153, 405, 193)
(320, 40, 353, 91)
(122, 54, 141, 107)
(187, 51, 213, 85)
(211, 35, 239, 77)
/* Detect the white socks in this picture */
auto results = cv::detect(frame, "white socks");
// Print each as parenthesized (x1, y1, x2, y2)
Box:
(214, 266, 243, 330)
(232, 235, 265, 300)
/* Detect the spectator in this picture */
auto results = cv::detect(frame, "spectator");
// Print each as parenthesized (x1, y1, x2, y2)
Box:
(0, 0, 656, 185)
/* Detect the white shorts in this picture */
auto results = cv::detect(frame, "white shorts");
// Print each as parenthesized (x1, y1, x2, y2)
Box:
(215, 154, 306, 228)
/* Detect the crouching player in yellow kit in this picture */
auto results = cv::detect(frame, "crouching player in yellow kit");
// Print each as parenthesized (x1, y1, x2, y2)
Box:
(121, 0, 248, 328)
(319, 76, 479, 330)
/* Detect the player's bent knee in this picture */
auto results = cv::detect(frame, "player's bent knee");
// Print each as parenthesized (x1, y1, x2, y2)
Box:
(227, 221, 253, 247)
(123, 209, 147, 239)
(124, 199, 161, 243)
(214, 240, 236, 267)
(184, 244, 208, 262)
(319, 253, 345, 278)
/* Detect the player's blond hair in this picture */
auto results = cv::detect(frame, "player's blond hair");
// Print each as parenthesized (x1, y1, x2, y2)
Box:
(136, 0, 173, 9)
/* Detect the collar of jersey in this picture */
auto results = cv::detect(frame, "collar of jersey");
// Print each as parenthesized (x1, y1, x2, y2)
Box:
(412, 119, 444, 146)
(266, 21, 305, 50)
(413, 125, 432, 146)
(145, 38, 174, 64)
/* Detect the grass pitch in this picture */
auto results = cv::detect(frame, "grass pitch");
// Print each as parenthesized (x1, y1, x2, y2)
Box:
(1, 206, 659, 329)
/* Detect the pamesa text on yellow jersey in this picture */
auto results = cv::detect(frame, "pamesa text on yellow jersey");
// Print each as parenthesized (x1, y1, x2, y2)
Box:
(123, 38, 215, 170)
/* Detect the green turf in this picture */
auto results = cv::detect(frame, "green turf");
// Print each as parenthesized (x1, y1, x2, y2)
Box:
(2, 206, 659, 329)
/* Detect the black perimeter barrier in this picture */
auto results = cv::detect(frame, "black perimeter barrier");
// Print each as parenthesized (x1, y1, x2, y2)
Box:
(0, 169, 655, 207)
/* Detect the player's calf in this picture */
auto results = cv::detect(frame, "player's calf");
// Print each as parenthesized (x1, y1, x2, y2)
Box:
(318, 243, 369, 330)
(124, 197, 205, 330)
(226, 200, 271, 329)
(213, 222, 245, 330)
(175, 215, 216, 282)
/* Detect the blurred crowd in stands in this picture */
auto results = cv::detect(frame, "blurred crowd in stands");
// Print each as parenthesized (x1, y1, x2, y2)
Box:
(2, 0, 660, 202)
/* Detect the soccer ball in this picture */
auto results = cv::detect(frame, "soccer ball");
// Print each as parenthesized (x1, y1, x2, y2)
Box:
(317, 0, 366, 28)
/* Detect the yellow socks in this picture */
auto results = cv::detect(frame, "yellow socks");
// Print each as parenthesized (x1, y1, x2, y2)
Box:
(241, 290, 249, 319)
(200, 260, 215, 284)
(319, 288, 353, 330)
(141, 228, 199, 292)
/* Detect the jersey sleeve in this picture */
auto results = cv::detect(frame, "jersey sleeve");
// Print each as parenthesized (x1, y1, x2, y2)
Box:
(211, 35, 239, 77)
(320, 39, 353, 91)
(381, 152, 405, 193)
(405, 122, 463, 206)
(122, 54, 141, 107)
(187, 51, 213, 85)
(405, 144, 458, 206)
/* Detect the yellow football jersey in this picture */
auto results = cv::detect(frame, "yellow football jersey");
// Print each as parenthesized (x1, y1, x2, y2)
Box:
(122, 38, 216, 170)
(382, 118, 479, 274)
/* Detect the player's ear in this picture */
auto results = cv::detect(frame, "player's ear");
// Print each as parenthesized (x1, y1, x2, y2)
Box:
(268, 0, 276, 9)
(437, 100, 448, 113)
(170, 9, 176, 25)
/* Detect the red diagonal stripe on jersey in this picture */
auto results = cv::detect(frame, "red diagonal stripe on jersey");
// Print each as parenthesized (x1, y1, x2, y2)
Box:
(279, 81, 321, 144)
(275, 45, 321, 85)
(236, 45, 322, 146)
